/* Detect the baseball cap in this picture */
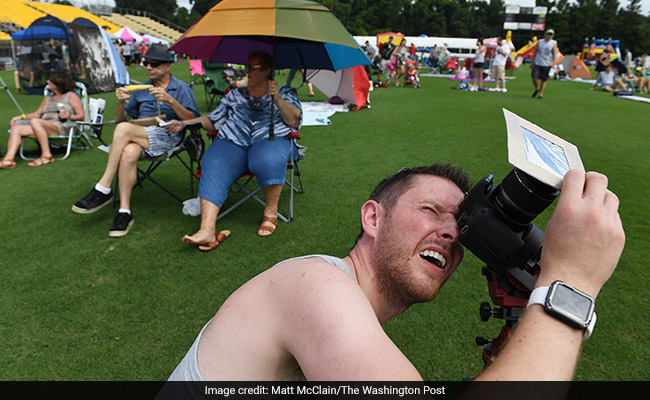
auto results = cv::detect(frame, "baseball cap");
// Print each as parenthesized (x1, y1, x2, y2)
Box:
(546, 29, 555, 35)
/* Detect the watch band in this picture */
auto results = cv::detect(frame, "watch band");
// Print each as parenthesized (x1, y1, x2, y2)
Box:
(527, 285, 597, 341)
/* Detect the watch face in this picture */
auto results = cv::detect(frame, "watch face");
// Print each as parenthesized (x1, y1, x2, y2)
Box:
(546, 282, 595, 329)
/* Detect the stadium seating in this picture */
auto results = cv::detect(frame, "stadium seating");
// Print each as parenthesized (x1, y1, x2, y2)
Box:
(126, 15, 182, 43)
(23, 1, 120, 33)
(1, 0, 48, 30)
(103, 13, 135, 31)
(0, 2, 180, 46)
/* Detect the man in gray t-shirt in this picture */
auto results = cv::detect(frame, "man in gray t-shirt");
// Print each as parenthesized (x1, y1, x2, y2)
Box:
(531, 29, 559, 99)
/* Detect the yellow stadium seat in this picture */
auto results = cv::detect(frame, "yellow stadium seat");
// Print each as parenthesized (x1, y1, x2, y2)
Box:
(1, 0, 48, 29)
(22, 1, 120, 33)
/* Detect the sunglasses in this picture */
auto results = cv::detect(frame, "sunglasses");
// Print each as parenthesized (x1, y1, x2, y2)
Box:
(143, 60, 165, 68)
(246, 64, 263, 71)
(249, 98, 263, 110)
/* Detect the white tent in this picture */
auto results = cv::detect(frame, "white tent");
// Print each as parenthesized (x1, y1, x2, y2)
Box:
(355, 35, 478, 59)
(142, 34, 169, 46)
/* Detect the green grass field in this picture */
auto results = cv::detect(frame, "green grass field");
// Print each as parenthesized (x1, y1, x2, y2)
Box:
(1, 61, 648, 381)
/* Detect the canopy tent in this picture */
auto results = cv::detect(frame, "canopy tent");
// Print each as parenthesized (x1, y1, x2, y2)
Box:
(11, 16, 78, 94)
(115, 26, 144, 43)
(142, 34, 169, 46)
(71, 18, 129, 93)
(11, 25, 68, 41)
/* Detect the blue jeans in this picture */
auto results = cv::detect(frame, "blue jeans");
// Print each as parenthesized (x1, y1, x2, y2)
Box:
(198, 137, 291, 208)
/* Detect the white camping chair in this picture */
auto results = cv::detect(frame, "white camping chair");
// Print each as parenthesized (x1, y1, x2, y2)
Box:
(19, 82, 93, 160)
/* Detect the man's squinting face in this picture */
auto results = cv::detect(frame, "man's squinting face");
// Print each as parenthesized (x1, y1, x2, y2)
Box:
(145, 61, 171, 81)
(374, 175, 465, 307)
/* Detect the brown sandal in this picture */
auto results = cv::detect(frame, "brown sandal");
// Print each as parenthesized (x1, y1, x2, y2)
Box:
(0, 159, 17, 169)
(27, 156, 54, 167)
(197, 230, 231, 252)
(257, 216, 277, 237)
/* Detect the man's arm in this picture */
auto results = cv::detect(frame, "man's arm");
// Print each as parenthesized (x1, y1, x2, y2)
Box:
(115, 87, 131, 122)
(272, 258, 423, 380)
(165, 115, 214, 134)
(476, 170, 624, 380)
(150, 87, 197, 121)
(592, 72, 603, 89)
(552, 43, 560, 65)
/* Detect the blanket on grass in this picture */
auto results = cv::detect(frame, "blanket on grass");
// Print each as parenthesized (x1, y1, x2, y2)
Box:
(300, 101, 349, 126)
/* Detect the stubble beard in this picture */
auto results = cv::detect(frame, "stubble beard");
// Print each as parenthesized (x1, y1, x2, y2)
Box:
(373, 216, 444, 310)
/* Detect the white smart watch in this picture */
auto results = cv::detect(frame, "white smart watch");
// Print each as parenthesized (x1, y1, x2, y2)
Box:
(527, 281, 597, 341)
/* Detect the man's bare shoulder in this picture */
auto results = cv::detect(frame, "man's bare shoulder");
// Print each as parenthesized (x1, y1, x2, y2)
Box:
(256, 256, 420, 380)
(245, 255, 362, 302)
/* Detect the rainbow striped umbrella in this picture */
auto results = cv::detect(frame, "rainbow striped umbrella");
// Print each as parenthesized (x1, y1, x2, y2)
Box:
(170, 0, 370, 71)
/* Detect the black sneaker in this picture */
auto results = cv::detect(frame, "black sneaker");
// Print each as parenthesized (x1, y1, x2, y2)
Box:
(72, 188, 113, 214)
(109, 212, 134, 238)
(532, 89, 539, 98)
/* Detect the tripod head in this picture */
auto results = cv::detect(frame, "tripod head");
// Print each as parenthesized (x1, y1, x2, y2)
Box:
(456, 169, 559, 365)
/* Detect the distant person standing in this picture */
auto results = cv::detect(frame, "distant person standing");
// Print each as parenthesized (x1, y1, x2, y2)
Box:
(491, 39, 510, 92)
(140, 42, 148, 67)
(473, 38, 488, 90)
(531, 29, 559, 99)
(363, 40, 377, 61)
(624, 48, 633, 70)
(123, 41, 133, 66)
(362, 40, 377, 80)
(133, 40, 142, 68)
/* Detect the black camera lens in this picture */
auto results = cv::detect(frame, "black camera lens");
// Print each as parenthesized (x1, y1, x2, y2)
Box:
(494, 168, 560, 227)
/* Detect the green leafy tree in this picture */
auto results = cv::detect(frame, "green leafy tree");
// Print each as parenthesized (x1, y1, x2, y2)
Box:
(190, 0, 220, 16)
(618, 0, 649, 54)
(117, 0, 649, 52)
(596, 0, 620, 38)
(115, 0, 179, 16)
(171, 6, 203, 29)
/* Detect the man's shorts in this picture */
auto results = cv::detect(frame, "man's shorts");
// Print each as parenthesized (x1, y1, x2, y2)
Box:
(532, 65, 552, 81)
(142, 125, 182, 158)
(491, 65, 505, 81)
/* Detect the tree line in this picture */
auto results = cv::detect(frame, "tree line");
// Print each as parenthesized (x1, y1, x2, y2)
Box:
(117, 0, 650, 56)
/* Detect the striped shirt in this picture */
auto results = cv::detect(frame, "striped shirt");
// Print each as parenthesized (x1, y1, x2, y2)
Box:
(207, 86, 302, 147)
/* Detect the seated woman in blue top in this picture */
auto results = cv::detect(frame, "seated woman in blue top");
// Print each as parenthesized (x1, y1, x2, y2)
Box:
(168, 51, 302, 250)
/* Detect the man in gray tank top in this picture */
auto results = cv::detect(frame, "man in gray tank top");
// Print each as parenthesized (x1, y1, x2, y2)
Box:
(531, 29, 559, 99)
(160, 163, 624, 386)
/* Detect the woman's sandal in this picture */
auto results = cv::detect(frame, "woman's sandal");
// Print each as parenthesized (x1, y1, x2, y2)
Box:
(0, 160, 17, 169)
(27, 156, 54, 167)
(258, 216, 277, 237)
(197, 230, 231, 252)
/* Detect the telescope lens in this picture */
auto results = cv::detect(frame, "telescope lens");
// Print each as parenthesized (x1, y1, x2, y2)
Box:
(494, 169, 560, 226)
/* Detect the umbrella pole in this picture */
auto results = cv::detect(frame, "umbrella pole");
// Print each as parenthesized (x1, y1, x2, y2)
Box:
(269, 36, 276, 141)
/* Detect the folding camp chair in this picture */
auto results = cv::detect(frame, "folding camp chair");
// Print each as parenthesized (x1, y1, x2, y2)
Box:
(133, 124, 202, 203)
(19, 82, 93, 161)
(202, 61, 229, 111)
(188, 59, 205, 87)
(104, 123, 202, 204)
(209, 131, 305, 223)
